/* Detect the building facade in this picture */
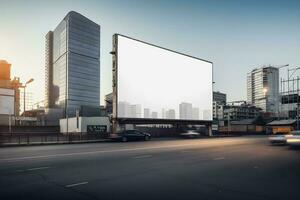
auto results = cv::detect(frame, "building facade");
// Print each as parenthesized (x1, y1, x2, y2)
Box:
(223, 104, 261, 121)
(213, 91, 227, 119)
(45, 11, 100, 118)
(247, 66, 279, 115)
(0, 60, 22, 120)
(179, 102, 193, 120)
(213, 91, 227, 104)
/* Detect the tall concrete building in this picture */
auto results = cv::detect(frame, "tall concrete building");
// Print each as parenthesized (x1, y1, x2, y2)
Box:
(192, 107, 199, 120)
(213, 91, 227, 119)
(166, 109, 176, 119)
(144, 108, 150, 118)
(247, 66, 279, 114)
(45, 11, 100, 118)
(179, 102, 193, 120)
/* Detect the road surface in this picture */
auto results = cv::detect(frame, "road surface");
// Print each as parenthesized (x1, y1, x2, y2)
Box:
(0, 136, 299, 200)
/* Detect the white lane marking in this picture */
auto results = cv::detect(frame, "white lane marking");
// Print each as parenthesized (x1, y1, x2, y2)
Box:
(0, 144, 201, 162)
(180, 150, 191, 153)
(65, 182, 88, 188)
(0, 139, 252, 163)
(213, 157, 225, 160)
(17, 166, 50, 172)
(133, 155, 152, 159)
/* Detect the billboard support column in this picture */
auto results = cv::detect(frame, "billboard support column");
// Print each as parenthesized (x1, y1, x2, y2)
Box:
(208, 124, 212, 137)
(112, 119, 118, 134)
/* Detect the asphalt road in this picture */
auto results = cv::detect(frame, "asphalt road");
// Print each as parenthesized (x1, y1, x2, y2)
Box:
(0, 136, 299, 200)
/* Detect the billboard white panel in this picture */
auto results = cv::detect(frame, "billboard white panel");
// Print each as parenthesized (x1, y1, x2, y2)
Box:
(0, 88, 15, 115)
(0, 88, 14, 96)
(116, 35, 212, 121)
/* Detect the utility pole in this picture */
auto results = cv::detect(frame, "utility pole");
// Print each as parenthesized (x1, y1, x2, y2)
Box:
(297, 76, 299, 130)
(22, 78, 34, 118)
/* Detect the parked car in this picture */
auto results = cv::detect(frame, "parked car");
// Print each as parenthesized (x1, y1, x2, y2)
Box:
(287, 130, 300, 147)
(268, 132, 292, 145)
(110, 130, 151, 142)
(180, 130, 200, 138)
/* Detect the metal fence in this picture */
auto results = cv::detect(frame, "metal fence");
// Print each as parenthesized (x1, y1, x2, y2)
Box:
(0, 132, 109, 146)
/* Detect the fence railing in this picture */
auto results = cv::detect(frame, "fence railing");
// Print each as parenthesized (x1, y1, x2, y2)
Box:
(0, 132, 109, 146)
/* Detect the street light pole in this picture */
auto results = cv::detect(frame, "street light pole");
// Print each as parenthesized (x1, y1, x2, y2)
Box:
(23, 78, 34, 118)
(23, 86, 26, 117)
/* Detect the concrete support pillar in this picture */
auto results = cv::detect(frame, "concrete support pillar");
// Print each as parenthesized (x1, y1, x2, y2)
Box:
(208, 124, 213, 137)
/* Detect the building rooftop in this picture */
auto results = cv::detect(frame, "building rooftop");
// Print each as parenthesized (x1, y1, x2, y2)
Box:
(267, 119, 296, 126)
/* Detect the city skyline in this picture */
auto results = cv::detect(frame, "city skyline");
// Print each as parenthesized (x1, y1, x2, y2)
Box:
(0, 0, 299, 106)
(118, 101, 210, 120)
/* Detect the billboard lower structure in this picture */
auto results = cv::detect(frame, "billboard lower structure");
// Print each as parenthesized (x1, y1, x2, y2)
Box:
(112, 34, 213, 125)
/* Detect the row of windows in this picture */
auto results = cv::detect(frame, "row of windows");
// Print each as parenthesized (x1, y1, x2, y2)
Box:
(69, 27, 100, 44)
(69, 16, 100, 31)
(69, 42, 99, 58)
(69, 52, 99, 65)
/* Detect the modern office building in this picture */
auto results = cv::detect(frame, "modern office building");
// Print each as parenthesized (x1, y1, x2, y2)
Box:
(213, 91, 227, 104)
(45, 11, 100, 119)
(247, 66, 279, 114)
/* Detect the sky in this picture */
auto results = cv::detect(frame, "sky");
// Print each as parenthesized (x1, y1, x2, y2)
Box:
(0, 0, 299, 106)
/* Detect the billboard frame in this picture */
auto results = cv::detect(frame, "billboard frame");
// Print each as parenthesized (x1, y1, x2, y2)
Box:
(0, 88, 15, 115)
(112, 34, 213, 126)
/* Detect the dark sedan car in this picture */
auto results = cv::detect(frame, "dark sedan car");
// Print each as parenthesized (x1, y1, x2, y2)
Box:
(110, 130, 151, 142)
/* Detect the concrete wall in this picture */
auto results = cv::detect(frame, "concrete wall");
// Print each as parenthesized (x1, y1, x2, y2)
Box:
(60, 117, 110, 133)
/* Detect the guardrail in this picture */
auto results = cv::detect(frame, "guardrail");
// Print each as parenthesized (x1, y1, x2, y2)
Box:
(0, 132, 109, 146)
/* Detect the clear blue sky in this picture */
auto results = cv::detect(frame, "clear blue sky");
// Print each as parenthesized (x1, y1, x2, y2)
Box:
(0, 0, 299, 105)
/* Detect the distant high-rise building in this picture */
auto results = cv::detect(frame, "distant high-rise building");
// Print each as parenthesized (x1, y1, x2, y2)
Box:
(161, 108, 166, 119)
(45, 11, 100, 117)
(130, 104, 141, 118)
(151, 111, 158, 118)
(166, 109, 175, 119)
(118, 101, 130, 118)
(203, 109, 212, 120)
(192, 107, 199, 120)
(179, 102, 193, 120)
(144, 108, 150, 118)
(247, 66, 279, 114)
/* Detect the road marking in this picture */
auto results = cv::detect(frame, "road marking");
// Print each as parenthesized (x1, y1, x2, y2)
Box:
(180, 150, 190, 153)
(0, 139, 253, 163)
(17, 166, 50, 172)
(0, 144, 202, 162)
(65, 182, 88, 188)
(133, 155, 152, 159)
(213, 157, 225, 160)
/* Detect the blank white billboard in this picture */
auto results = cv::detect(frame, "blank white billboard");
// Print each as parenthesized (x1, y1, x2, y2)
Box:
(0, 88, 15, 115)
(116, 35, 212, 121)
